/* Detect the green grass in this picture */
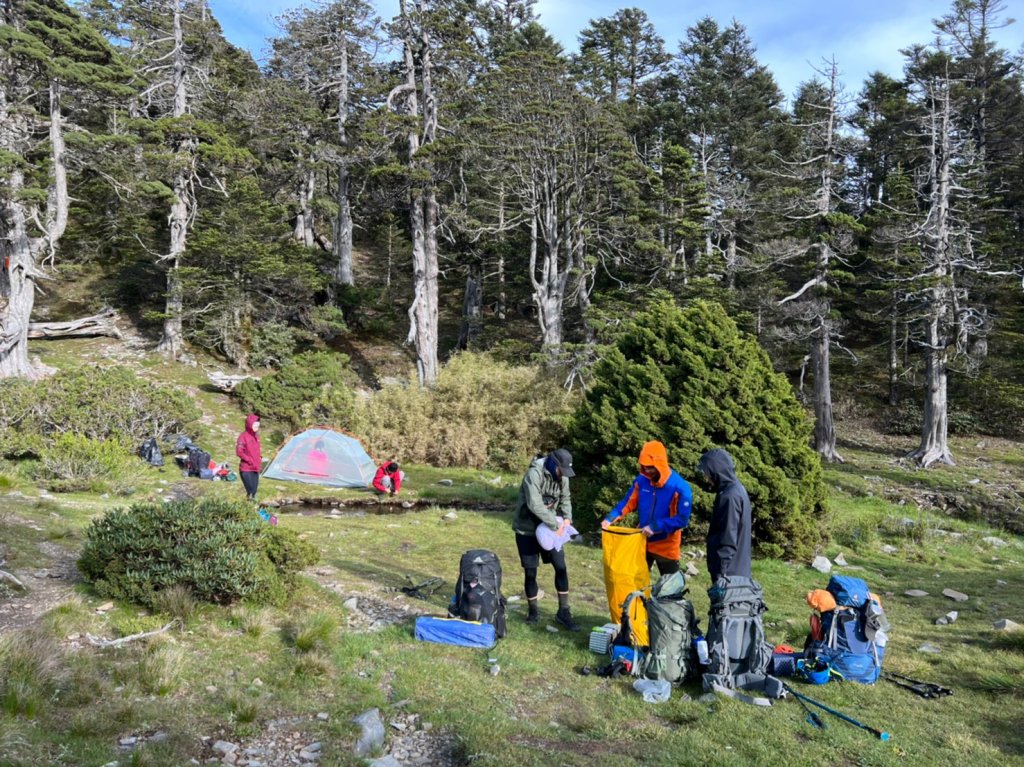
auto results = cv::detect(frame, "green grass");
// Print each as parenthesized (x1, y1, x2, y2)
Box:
(2, 356, 1023, 766)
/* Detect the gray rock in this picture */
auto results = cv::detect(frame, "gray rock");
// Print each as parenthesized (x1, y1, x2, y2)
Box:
(917, 642, 942, 654)
(685, 562, 700, 577)
(212, 741, 238, 756)
(489, 664, 500, 676)
(996, 579, 1007, 586)
(343, 597, 359, 611)
(982, 536, 1008, 547)
(698, 693, 718, 703)
(942, 588, 969, 602)
(437, 479, 454, 486)
(316, 712, 329, 721)
(881, 544, 898, 554)
(441, 511, 458, 522)
(119, 737, 137, 747)
(303, 743, 322, 753)
(993, 619, 1021, 632)
(935, 616, 948, 626)
(368, 757, 403, 767)
(904, 589, 929, 598)
(833, 552, 848, 566)
(297, 750, 320, 761)
(545, 625, 559, 633)
(944, 611, 959, 623)
(811, 556, 832, 574)
(352, 708, 385, 757)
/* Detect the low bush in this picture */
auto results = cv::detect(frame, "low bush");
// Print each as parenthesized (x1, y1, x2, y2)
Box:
(235, 351, 358, 428)
(78, 497, 319, 609)
(33, 432, 133, 493)
(0, 366, 199, 459)
(356, 352, 577, 471)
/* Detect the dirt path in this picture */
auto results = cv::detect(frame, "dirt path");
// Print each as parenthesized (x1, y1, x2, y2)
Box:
(0, 539, 80, 636)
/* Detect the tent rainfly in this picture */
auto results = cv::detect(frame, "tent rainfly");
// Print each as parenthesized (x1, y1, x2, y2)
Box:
(262, 427, 377, 488)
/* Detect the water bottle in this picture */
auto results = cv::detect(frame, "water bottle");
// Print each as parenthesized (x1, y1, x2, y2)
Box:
(694, 634, 709, 665)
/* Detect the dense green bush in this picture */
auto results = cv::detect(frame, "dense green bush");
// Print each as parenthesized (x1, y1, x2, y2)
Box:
(235, 350, 358, 428)
(0, 366, 200, 458)
(33, 433, 133, 493)
(355, 353, 577, 471)
(566, 298, 828, 560)
(78, 497, 318, 608)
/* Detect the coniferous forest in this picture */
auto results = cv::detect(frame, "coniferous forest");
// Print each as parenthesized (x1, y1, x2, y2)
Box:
(2, 0, 1024, 472)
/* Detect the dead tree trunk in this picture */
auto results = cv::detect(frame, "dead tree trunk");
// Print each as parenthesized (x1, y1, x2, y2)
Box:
(335, 41, 354, 287)
(28, 309, 122, 339)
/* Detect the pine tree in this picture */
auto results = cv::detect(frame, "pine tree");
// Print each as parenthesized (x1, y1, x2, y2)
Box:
(567, 297, 827, 560)
(0, 0, 131, 378)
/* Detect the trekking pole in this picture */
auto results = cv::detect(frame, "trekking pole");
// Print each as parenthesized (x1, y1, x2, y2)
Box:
(790, 691, 826, 730)
(783, 684, 890, 741)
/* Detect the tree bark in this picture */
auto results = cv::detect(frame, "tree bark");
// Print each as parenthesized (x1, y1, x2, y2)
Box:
(812, 318, 843, 462)
(157, 0, 190, 359)
(335, 41, 354, 287)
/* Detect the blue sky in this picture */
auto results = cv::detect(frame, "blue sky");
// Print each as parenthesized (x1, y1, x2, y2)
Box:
(208, 0, 1023, 101)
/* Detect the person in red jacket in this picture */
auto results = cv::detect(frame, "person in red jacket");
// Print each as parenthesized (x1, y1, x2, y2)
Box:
(372, 461, 402, 496)
(235, 414, 262, 500)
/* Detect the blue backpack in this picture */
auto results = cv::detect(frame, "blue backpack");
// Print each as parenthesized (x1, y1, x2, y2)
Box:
(806, 576, 889, 684)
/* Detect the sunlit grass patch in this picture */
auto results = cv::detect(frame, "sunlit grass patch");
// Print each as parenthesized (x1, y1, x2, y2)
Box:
(0, 628, 67, 718)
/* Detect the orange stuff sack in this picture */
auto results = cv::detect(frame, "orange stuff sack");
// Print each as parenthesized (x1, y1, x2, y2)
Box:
(602, 526, 650, 644)
(806, 589, 837, 613)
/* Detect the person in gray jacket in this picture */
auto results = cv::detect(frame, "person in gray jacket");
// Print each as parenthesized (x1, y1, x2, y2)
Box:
(696, 448, 752, 581)
(512, 449, 580, 631)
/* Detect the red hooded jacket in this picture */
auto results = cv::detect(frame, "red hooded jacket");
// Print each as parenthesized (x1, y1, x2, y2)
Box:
(372, 462, 402, 493)
(235, 414, 262, 473)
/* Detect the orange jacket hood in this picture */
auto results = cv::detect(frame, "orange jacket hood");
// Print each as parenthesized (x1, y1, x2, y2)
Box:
(638, 440, 671, 488)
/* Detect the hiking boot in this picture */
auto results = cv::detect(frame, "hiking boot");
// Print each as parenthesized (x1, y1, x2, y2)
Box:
(525, 605, 540, 624)
(555, 608, 581, 632)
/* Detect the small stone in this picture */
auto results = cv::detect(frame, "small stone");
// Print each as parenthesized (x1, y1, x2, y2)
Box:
(343, 597, 359, 610)
(66, 633, 80, 641)
(881, 544, 898, 554)
(944, 611, 959, 623)
(489, 664, 501, 676)
(368, 757, 403, 767)
(251, 678, 263, 687)
(441, 511, 457, 522)
(101, 763, 120, 767)
(698, 693, 718, 703)
(317, 712, 329, 721)
(811, 556, 832, 574)
(119, 737, 138, 746)
(205, 685, 218, 693)
(942, 588, 969, 602)
(546, 625, 559, 633)
(993, 619, 1021, 632)
(982, 536, 1008, 547)
(917, 642, 942, 654)
(935, 617, 948, 625)
(437, 479, 454, 486)
(685, 562, 699, 577)
(212, 741, 238, 756)
(904, 589, 929, 598)
(352, 708, 385, 757)
(833, 552, 848, 566)
(304, 743, 322, 753)
(996, 580, 1007, 586)
(401, 501, 414, 509)
(297, 750, 320, 761)
(390, 721, 406, 731)
(96, 601, 115, 613)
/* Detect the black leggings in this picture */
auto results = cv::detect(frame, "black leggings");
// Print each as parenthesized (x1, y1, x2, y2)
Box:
(524, 558, 569, 598)
(240, 471, 259, 499)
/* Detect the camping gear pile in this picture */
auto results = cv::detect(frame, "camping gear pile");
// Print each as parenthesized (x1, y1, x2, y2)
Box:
(414, 549, 507, 650)
(804, 575, 889, 684)
(171, 436, 234, 480)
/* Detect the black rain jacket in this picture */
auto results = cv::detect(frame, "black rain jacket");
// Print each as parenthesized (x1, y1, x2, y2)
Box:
(698, 448, 752, 580)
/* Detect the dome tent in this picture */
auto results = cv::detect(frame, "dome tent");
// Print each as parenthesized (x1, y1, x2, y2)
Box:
(262, 427, 377, 488)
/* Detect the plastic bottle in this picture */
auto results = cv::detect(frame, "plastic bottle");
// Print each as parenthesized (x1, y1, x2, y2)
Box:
(694, 634, 709, 665)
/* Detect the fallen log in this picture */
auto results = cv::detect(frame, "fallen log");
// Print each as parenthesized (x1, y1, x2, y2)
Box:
(86, 620, 179, 649)
(207, 371, 257, 392)
(28, 308, 122, 340)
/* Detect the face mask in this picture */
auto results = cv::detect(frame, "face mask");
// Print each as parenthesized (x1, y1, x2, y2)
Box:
(696, 472, 715, 492)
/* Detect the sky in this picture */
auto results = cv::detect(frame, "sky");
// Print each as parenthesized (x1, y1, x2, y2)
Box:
(208, 0, 1024, 101)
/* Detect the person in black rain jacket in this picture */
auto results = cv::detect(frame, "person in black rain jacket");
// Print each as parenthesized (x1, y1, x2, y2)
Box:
(696, 448, 752, 581)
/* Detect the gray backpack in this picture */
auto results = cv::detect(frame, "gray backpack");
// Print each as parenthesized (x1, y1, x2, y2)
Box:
(703, 575, 782, 698)
(644, 572, 699, 684)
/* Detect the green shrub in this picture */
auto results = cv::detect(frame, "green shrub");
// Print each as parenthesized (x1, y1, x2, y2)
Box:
(355, 353, 578, 471)
(33, 433, 132, 493)
(0, 366, 199, 458)
(235, 351, 358, 428)
(250, 322, 298, 368)
(77, 497, 317, 609)
(566, 298, 828, 560)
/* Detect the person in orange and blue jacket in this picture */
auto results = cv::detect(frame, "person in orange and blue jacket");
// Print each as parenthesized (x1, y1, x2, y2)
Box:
(601, 440, 693, 577)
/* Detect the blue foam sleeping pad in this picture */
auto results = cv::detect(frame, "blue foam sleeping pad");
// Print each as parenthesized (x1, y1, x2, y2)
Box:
(414, 616, 496, 649)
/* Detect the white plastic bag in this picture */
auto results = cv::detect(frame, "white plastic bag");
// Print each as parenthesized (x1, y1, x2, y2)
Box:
(633, 678, 671, 703)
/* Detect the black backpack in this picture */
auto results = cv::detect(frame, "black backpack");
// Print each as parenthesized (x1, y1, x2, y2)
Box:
(138, 437, 164, 467)
(186, 446, 211, 477)
(450, 549, 507, 638)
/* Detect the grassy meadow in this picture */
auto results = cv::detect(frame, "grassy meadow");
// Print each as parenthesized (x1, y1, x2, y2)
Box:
(1, 340, 1022, 766)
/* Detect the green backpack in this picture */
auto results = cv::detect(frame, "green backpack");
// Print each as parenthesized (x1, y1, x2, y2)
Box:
(644, 572, 699, 684)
